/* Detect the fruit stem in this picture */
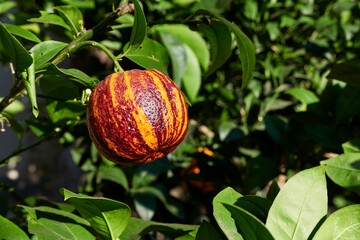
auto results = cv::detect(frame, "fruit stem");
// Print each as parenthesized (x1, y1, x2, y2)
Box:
(75, 41, 124, 73)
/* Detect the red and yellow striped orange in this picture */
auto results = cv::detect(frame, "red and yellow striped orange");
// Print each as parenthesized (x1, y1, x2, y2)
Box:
(86, 69, 189, 165)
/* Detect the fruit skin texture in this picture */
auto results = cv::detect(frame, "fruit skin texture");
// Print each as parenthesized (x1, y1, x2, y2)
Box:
(86, 69, 189, 165)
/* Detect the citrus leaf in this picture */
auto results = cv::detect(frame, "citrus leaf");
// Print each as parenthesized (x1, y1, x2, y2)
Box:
(195, 220, 221, 240)
(0, 1, 16, 14)
(313, 204, 360, 240)
(196, 10, 255, 89)
(28, 11, 72, 31)
(320, 153, 360, 192)
(60, 188, 131, 240)
(97, 165, 129, 191)
(198, 21, 232, 76)
(23, 52, 39, 117)
(126, 0, 147, 53)
(342, 138, 360, 153)
(182, 45, 201, 103)
(154, 24, 210, 71)
(0, 215, 30, 240)
(28, 218, 95, 240)
(120, 217, 199, 240)
(54, 5, 84, 36)
(30, 40, 68, 69)
(125, 38, 169, 74)
(266, 166, 327, 240)
(158, 31, 187, 86)
(0, 22, 33, 71)
(3, 23, 41, 43)
(223, 203, 275, 239)
(213, 187, 244, 240)
(20, 205, 90, 227)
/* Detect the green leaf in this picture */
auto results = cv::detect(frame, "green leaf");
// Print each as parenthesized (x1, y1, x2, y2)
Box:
(54, 5, 84, 36)
(153, 24, 210, 71)
(195, 220, 221, 240)
(0, 215, 30, 240)
(196, 10, 256, 89)
(60, 188, 131, 240)
(266, 166, 327, 240)
(158, 31, 187, 86)
(2, 99, 25, 115)
(125, 38, 169, 74)
(213, 187, 244, 240)
(42, 63, 97, 88)
(28, 218, 95, 240)
(96, 165, 129, 191)
(28, 11, 72, 31)
(20, 205, 90, 226)
(60, 0, 95, 9)
(46, 100, 85, 124)
(0, 22, 33, 71)
(342, 138, 360, 153)
(234, 195, 272, 223)
(198, 21, 232, 76)
(30, 41, 68, 69)
(182, 45, 201, 103)
(328, 61, 360, 89)
(320, 153, 360, 192)
(120, 217, 199, 240)
(126, 0, 147, 53)
(3, 23, 41, 43)
(23, 52, 39, 117)
(133, 190, 157, 221)
(313, 204, 360, 240)
(266, 179, 280, 202)
(286, 88, 319, 104)
(223, 203, 275, 239)
(0, 1, 16, 14)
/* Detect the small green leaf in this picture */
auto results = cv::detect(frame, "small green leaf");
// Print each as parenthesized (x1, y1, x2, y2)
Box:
(286, 88, 320, 105)
(125, 0, 147, 53)
(266, 166, 327, 240)
(60, 0, 95, 9)
(28, 218, 95, 240)
(182, 45, 201, 103)
(3, 23, 41, 43)
(0, 215, 30, 240)
(0, 22, 33, 71)
(342, 138, 360, 153)
(133, 190, 157, 221)
(154, 24, 210, 71)
(313, 204, 360, 240)
(23, 52, 39, 117)
(42, 63, 97, 88)
(223, 203, 275, 239)
(198, 21, 232, 76)
(20, 205, 90, 226)
(328, 61, 360, 89)
(60, 188, 131, 240)
(196, 10, 255, 89)
(97, 165, 129, 191)
(321, 153, 360, 192)
(124, 38, 169, 74)
(266, 179, 280, 202)
(195, 220, 221, 240)
(2, 99, 25, 115)
(213, 187, 244, 240)
(30, 40, 68, 69)
(0, 1, 16, 14)
(120, 217, 199, 240)
(54, 5, 84, 36)
(158, 31, 187, 86)
(46, 100, 85, 124)
(28, 11, 72, 31)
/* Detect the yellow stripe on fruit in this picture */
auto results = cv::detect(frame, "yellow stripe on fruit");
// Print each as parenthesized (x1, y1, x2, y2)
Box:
(124, 71, 159, 150)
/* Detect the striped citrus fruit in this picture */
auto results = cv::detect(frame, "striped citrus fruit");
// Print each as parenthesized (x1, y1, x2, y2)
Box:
(86, 69, 189, 165)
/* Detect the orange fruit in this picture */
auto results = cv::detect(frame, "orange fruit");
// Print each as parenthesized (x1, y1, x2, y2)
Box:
(86, 69, 189, 165)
